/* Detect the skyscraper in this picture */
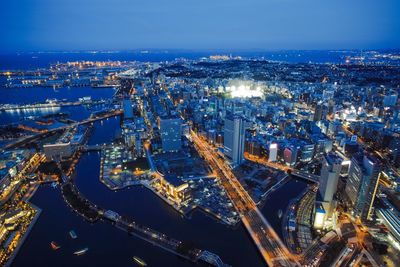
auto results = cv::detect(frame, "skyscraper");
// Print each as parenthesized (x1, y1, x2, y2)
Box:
(319, 153, 342, 219)
(159, 117, 182, 152)
(345, 152, 381, 222)
(313, 103, 325, 122)
(224, 115, 245, 166)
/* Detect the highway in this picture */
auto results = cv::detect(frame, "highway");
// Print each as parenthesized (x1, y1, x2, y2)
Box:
(191, 130, 299, 267)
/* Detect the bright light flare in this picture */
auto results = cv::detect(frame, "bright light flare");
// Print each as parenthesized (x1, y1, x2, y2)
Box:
(227, 84, 263, 98)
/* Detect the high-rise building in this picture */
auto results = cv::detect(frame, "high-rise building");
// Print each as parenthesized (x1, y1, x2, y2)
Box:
(159, 117, 182, 152)
(345, 152, 381, 222)
(383, 93, 398, 107)
(313, 103, 326, 122)
(123, 99, 134, 119)
(319, 154, 342, 220)
(224, 115, 245, 166)
(283, 146, 298, 166)
(300, 143, 315, 162)
(268, 143, 278, 162)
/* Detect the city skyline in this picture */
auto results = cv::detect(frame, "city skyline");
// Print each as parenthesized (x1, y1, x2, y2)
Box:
(1, 1, 400, 267)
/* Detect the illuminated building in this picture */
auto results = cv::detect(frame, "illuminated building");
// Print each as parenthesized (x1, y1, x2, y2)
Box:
(313, 202, 326, 229)
(224, 115, 245, 166)
(158, 175, 191, 204)
(318, 154, 342, 225)
(226, 81, 263, 98)
(345, 152, 381, 222)
(300, 143, 315, 162)
(268, 143, 278, 162)
(158, 117, 182, 152)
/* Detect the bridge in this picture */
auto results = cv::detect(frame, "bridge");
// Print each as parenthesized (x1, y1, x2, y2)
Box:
(290, 170, 319, 183)
(115, 215, 231, 267)
(191, 131, 300, 267)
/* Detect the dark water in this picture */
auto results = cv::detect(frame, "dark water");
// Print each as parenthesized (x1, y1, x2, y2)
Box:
(0, 85, 115, 125)
(262, 179, 307, 239)
(11, 117, 265, 267)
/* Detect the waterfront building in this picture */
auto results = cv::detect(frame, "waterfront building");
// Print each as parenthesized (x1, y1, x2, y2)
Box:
(345, 152, 381, 222)
(157, 175, 191, 205)
(158, 117, 182, 152)
(43, 142, 73, 161)
(224, 115, 245, 166)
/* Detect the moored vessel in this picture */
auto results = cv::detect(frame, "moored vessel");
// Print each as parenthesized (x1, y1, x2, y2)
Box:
(73, 247, 88, 256)
(133, 256, 147, 266)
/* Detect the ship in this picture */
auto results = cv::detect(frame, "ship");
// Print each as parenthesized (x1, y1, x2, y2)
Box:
(133, 256, 147, 266)
(73, 247, 88, 256)
(50, 241, 61, 250)
(278, 209, 283, 219)
(69, 230, 77, 239)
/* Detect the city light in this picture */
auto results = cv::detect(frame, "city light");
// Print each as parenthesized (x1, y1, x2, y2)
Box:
(226, 81, 264, 98)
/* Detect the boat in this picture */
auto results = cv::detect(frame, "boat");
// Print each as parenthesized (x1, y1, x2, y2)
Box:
(133, 256, 147, 266)
(278, 209, 283, 219)
(50, 241, 61, 250)
(73, 247, 88, 256)
(69, 230, 77, 239)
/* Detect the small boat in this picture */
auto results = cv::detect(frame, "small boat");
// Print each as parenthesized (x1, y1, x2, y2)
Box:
(278, 209, 283, 219)
(133, 256, 147, 266)
(73, 247, 88, 256)
(50, 241, 61, 250)
(69, 230, 77, 239)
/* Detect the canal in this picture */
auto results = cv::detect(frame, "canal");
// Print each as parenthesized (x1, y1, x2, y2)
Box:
(12, 110, 308, 267)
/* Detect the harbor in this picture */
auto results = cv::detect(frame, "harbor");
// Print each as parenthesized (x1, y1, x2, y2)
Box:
(0, 98, 108, 112)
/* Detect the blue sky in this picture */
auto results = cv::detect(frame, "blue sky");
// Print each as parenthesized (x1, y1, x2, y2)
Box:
(1, 0, 399, 51)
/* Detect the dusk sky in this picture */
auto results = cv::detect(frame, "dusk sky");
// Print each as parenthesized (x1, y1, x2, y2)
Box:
(1, 0, 400, 51)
